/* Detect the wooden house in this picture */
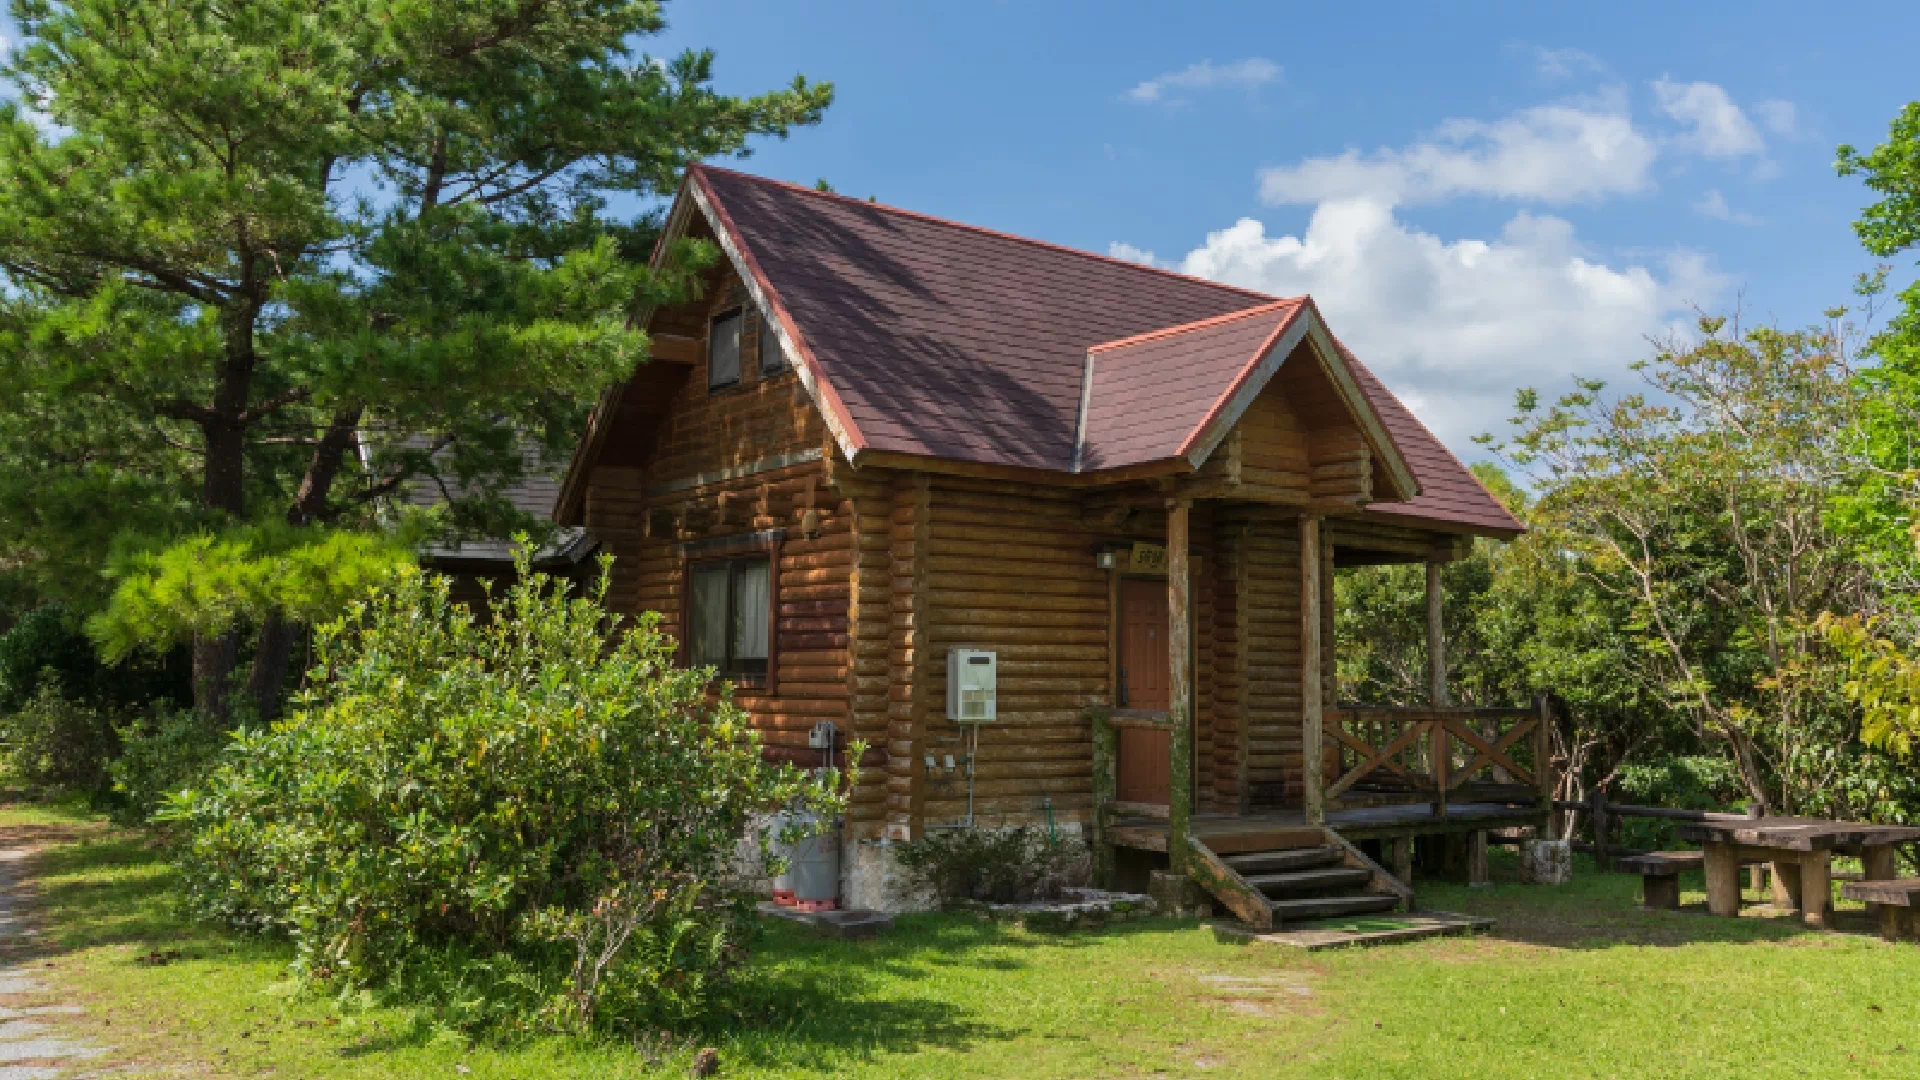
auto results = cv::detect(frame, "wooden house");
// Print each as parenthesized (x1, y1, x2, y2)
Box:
(555, 166, 1546, 925)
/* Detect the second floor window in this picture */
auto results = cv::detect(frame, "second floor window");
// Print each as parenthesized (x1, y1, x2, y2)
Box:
(708, 309, 743, 391)
(757, 314, 787, 375)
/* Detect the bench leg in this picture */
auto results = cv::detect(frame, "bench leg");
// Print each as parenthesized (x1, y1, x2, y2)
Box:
(1798, 852, 1831, 930)
(1747, 862, 1768, 897)
(1704, 841, 1742, 917)
(1771, 858, 1802, 909)
(1643, 873, 1681, 910)
(1863, 845, 1897, 924)
(1878, 905, 1912, 943)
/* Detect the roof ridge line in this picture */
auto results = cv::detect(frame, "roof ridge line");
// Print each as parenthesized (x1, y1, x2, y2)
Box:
(1087, 298, 1303, 354)
(690, 163, 1278, 303)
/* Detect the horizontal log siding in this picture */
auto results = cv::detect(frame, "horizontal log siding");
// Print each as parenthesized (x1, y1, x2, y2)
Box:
(1210, 518, 1249, 812)
(1241, 512, 1305, 808)
(885, 474, 932, 839)
(582, 460, 877, 778)
(920, 479, 1112, 829)
(645, 276, 826, 486)
(841, 470, 894, 838)
(1192, 505, 1218, 815)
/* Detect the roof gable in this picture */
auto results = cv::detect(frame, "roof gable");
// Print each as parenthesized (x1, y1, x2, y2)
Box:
(1076, 300, 1302, 473)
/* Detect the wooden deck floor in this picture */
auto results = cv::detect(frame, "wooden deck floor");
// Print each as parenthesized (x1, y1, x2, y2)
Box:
(1108, 802, 1545, 852)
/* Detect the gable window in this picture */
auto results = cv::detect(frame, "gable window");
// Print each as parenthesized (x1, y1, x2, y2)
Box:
(708, 309, 743, 391)
(757, 313, 787, 375)
(688, 555, 770, 682)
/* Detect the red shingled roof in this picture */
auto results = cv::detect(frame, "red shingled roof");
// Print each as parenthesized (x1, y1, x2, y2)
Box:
(1343, 351, 1524, 535)
(680, 165, 1521, 537)
(1078, 300, 1306, 471)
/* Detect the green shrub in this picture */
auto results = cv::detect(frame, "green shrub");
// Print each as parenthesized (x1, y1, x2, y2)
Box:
(1614, 755, 1746, 850)
(0, 680, 121, 793)
(163, 554, 850, 1034)
(896, 826, 1088, 905)
(107, 705, 226, 826)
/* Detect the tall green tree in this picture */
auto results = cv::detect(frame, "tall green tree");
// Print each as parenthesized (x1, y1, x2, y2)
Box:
(1835, 102, 1920, 589)
(1496, 316, 1898, 817)
(0, 1, 831, 719)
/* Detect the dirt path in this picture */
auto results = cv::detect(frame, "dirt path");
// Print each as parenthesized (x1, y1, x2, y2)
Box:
(0, 845, 102, 1079)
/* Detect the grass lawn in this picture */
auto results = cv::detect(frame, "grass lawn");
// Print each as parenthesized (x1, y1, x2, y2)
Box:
(7, 802, 1920, 1079)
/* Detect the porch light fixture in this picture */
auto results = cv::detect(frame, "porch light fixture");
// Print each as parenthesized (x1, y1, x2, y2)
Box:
(1095, 549, 1118, 570)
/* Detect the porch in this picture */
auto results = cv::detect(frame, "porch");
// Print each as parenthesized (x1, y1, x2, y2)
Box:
(1084, 497, 1550, 928)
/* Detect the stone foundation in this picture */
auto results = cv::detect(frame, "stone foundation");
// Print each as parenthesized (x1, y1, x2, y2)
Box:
(842, 836, 937, 913)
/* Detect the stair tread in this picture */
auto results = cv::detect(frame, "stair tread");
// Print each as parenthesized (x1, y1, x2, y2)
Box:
(1270, 894, 1400, 918)
(1246, 866, 1373, 893)
(1222, 846, 1345, 873)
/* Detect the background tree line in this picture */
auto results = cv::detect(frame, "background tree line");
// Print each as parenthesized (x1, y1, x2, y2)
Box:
(1337, 99, 1920, 833)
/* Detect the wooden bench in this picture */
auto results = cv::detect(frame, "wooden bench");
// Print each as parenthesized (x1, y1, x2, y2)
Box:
(1617, 851, 1763, 910)
(1840, 878, 1920, 941)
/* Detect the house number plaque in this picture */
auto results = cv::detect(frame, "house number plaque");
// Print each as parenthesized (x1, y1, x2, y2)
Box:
(1128, 542, 1167, 574)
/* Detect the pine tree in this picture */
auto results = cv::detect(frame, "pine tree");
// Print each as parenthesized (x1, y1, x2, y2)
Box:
(0, 1, 830, 719)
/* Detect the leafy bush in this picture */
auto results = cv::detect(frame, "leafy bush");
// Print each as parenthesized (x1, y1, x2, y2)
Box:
(0, 681, 121, 793)
(163, 554, 849, 1034)
(896, 826, 1088, 905)
(107, 704, 226, 826)
(1614, 755, 1745, 850)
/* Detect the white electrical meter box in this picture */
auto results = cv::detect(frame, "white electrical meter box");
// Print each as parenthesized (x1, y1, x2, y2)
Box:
(946, 649, 997, 722)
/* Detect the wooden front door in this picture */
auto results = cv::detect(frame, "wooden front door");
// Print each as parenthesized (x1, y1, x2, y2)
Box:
(1116, 578, 1172, 805)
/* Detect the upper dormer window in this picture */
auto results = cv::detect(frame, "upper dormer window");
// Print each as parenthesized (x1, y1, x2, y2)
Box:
(708, 309, 744, 391)
(757, 313, 787, 375)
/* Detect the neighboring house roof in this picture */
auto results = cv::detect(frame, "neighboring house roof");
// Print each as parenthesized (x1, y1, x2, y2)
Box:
(400, 439, 597, 569)
(566, 164, 1522, 538)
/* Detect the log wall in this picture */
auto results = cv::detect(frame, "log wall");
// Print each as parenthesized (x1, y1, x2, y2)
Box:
(574, 260, 1393, 839)
(917, 479, 1116, 829)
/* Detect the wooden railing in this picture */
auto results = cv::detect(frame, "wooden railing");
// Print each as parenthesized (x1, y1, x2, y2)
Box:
(1322, 700, 1553, 817)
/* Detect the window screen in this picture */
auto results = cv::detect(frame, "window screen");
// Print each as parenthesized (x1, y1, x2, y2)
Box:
(688, 555, 770, 680)
(708, 309, 743, 390)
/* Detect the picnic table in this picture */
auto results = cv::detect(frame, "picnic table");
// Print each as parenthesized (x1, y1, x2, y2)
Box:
(1675, 817, 1920, 929)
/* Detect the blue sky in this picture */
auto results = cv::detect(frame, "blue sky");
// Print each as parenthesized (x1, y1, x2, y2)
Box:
(653, 0, 1919, 457)
(4, 3, 1912, 460)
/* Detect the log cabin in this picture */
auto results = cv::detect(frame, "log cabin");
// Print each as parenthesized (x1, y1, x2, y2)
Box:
(555, 165, 1545, 926)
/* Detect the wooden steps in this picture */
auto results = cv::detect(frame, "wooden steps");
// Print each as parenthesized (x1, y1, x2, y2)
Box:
(1223, 846, 1346, 875)
(1245, 866, 1373, 896)
(1268, 893, 1400, 920)
(1186, 828, 1410, 930)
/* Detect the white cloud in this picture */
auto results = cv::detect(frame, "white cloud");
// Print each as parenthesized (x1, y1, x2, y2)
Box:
(1107, 241, 1160, 266)
(1693, 189, 1762, 226)
(1755, 99, 1799, 138)
(1257, 100, 1656, 206)
(1651, 78, 1764, 157)
(1533, 46, 1607, 80)
(1116, 200, 1723, 454)
(1125, 58, 1280, 104)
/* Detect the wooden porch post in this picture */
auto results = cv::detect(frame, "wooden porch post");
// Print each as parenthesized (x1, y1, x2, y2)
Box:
(1167, 499, 1194, 875)
(1426, 559, 1448, 707)
(1301, 514, 1325, 825)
